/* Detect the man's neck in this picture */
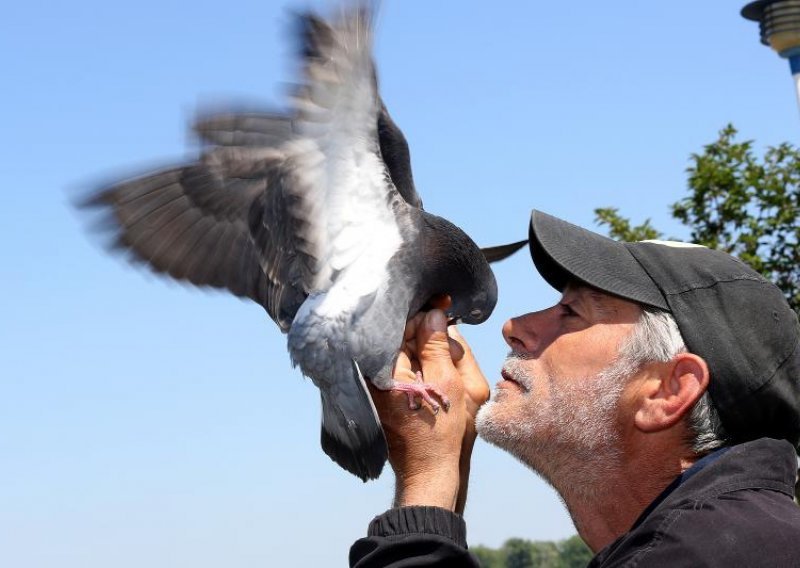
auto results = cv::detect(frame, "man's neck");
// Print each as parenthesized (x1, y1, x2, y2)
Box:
(556, 444, 696, 552)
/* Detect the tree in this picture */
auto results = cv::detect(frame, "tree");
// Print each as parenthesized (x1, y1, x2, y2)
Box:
(505, 538, 536, 568)
(595, 125, 800, 312)
(471, 544, 506, 568)
(557, 535, 594, 568)
(470, 535, 591, 567)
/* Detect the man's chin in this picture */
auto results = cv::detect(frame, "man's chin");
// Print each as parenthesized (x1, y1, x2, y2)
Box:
(475, 399, 496, 441)
(475, 398, 518, 447)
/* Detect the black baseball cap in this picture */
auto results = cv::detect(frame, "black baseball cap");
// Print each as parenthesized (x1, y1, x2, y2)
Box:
(528, 210, 800, 449)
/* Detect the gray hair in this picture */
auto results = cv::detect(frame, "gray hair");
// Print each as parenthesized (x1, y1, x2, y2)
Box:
(619, 307, 729, 455)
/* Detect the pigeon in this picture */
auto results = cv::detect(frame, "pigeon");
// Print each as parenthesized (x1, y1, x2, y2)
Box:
(81, 5, 525, 481)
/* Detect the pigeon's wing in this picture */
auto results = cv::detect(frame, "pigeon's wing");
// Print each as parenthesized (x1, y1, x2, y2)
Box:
(252, 9, 407, 480)
(377, 101, 423, 209)
(81, 8, 409, 336)
(192, 102, 423, 209)
(82, 144, 308, 331)
(193, 111, 297, 148)
(481, 239, 529, 263)
(260, 10, 407, 294)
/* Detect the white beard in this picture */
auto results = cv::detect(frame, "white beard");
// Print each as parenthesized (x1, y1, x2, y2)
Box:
(476, 353, 636, 500)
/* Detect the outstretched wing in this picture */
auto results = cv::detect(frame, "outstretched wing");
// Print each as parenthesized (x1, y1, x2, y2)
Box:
(193, 112, 297, 148)
(266, 9, 406, 295)
(80, 6, 407, 332)
(194, 102, 424, 210)
(82, 143, 308, 331)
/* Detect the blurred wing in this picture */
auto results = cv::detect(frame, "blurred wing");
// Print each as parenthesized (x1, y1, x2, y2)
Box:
(272, 9, 405, 293)
(82, 144, 308, 331)
(81, 6, 405, 330)
(193, 101, 423, 209)
(193, 111, 297, 148)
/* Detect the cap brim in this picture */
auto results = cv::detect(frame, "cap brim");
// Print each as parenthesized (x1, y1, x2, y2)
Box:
(741, 0, 774, 21)
(528, 210, 669, 310)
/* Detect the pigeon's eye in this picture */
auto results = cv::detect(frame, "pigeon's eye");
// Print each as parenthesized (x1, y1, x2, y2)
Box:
(470, 308, 483, 319)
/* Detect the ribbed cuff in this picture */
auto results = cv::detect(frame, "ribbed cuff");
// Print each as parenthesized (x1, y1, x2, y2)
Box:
(367, 506, 468, 548)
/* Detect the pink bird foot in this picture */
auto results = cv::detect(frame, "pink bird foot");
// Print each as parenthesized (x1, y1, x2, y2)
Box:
(392, 371, 451, 414)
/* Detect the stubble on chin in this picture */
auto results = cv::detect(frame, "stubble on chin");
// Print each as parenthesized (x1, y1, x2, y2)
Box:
(476, 354, 628, 498)
(475, 353, 544, 453)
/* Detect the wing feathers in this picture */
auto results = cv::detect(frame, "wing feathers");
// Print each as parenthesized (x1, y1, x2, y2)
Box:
(193, 113, 296, 147)
(82, 160, 309, 329)
(481, 239, 529, 263)
(81, 5, 412, 337)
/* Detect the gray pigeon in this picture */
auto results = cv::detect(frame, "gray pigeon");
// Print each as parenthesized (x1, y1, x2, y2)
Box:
(81, 6, 524, 481)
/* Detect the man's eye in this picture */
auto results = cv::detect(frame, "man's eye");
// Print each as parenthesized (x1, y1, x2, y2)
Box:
(560, 303, 578, 317)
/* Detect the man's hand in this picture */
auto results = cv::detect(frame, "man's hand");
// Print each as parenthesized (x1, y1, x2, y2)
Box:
(447, 324, 490, 513)
(371, 308, 489, 513)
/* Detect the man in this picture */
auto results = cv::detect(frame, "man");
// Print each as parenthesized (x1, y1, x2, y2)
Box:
(349, 210, 800, 567)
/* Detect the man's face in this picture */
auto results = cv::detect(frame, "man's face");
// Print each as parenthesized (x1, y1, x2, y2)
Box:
(476, 284, 642, 489)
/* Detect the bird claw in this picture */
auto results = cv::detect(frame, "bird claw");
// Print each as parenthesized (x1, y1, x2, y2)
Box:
(392, 372, 450, 414)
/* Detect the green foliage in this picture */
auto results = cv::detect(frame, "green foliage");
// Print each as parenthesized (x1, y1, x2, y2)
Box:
(594, 207, 662, 242)
(505, 538, 537, 568)
(559, 536, 595, 567)
(595, 125, 800, 312)
(471, 535, 593, 567)
(472, 544, 506, 568)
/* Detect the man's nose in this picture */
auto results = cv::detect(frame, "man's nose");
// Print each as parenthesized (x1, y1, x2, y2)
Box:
(502, 307, 557, 354)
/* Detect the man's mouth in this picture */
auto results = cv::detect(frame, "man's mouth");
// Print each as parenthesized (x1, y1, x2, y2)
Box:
(499, 368, 526, 391)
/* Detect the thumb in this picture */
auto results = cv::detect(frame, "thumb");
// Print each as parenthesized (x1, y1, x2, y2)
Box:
(416, 311, 463, 402)
(416, 309, 452, 364)
(448, 325, 490, 412)
(447, 326, 482, 377)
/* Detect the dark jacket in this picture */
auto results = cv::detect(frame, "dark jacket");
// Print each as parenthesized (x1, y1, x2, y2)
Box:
(350, 438, 800, 567)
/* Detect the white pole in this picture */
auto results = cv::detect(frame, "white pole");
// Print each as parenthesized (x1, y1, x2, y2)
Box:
(794, 72, 800, 116)
(791, 53, 800, 116)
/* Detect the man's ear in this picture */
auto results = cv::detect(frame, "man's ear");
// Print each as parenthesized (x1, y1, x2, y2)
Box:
(634, 354, 710, 433)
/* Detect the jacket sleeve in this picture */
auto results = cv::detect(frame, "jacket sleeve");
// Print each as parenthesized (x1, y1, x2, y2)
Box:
(349, 506, 481, 567)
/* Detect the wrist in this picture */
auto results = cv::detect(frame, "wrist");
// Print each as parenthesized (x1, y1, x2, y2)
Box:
(393, 462, 461, 511)
(455, 434, 477, 514)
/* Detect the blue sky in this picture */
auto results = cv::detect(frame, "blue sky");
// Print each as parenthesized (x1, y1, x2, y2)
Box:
(1, 1, 796, 566)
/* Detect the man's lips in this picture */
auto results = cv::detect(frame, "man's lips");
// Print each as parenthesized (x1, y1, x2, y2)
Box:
(498, 369, 526, 391)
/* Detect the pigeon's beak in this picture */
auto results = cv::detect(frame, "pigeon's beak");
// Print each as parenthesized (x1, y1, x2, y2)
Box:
(447, 315, 462, 326)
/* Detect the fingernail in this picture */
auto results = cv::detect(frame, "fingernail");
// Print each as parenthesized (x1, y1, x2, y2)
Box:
(427, 310, 446, 332)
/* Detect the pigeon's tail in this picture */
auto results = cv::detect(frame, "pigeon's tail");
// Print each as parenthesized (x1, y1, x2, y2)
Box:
(320, 360, 387, 482)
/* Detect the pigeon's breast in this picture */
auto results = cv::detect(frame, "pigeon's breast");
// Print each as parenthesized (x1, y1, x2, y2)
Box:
(286, 219, 409, 387)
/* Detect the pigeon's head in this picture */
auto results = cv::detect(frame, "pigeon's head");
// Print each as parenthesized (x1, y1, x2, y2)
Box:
(446, 267, 498, 326)
(420, 213, 499, 325)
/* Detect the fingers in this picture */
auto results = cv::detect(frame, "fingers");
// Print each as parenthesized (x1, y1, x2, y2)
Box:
(401, 304, 464, 363)
(447, 336, 465, 362)
(416, 310, 454, 364)
(392, 348, 418, 383)
(393, 309, 477, 416)
(428, 294, 452, 311)
(447, 325, 490, 413)
(416, 310, 464, 402)
(447, 326, 480, 376)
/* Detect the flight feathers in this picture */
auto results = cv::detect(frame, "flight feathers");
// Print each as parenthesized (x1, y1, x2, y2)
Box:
(320, 360, 387, 481)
